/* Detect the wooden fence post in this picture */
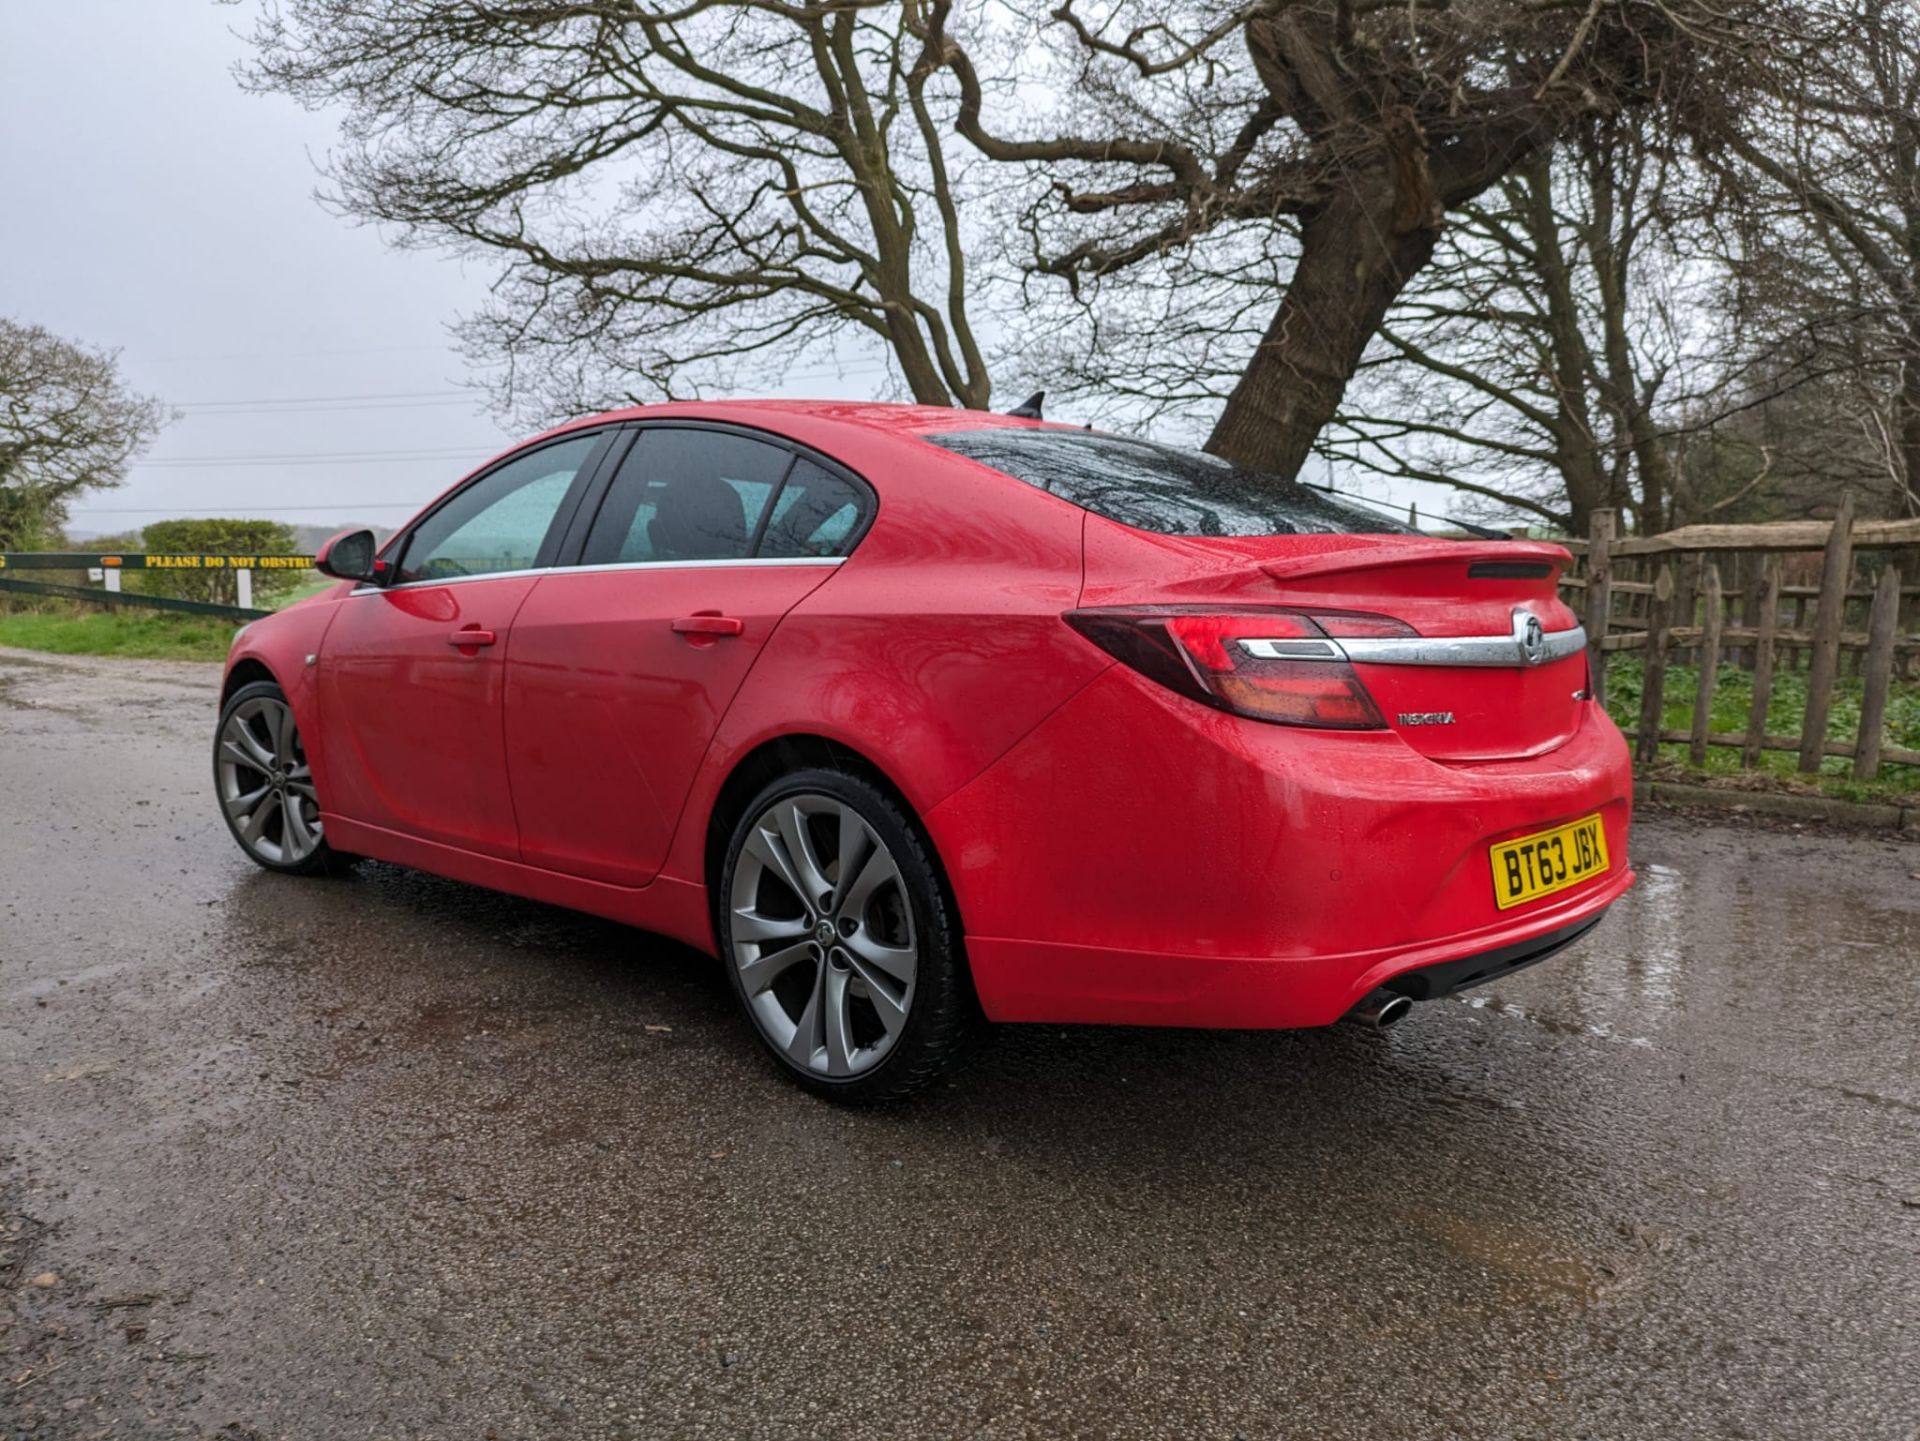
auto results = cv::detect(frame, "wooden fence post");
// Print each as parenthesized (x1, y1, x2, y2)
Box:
(1799, 491, 1857, 772)
(1637, 563, 1675, 764)
(1896, 567, 1912, 683)
(1689, 564, 1723, 769)
(1898, 587, 1911, 682)
(1740, 556, 1761, 669)
(1853, 564, 1902, 780)
(1585, 509, 1615, 705)
(1673, 552, 1701, 663)
(1742, 555, 1781, 770)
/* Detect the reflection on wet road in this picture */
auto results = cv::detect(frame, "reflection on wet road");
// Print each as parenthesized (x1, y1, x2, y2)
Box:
(3, 648, 1917, 1439)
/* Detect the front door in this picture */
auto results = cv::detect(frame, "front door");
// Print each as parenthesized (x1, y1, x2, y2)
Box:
(316, 431, 606, 858)
(505, 431, 870, 886)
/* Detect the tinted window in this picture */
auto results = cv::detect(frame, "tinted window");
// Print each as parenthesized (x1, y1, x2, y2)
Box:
(582, 428, 791, 566)
(928, 429, 1415, 537)
(398, 433, 601, 583)
(758, 459, 868, 558)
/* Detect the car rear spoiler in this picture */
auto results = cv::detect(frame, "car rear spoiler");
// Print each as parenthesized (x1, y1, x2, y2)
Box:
(1257, 539, 1572, 584)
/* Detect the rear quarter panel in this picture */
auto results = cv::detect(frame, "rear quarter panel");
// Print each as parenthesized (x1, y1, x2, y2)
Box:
(659, 428, 1109, 893)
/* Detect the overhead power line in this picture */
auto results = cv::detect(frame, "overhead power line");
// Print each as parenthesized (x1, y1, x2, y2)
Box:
(175, 387, 472, 407)
(142, 342, 455, 365)
(181, 398, 486, 418)
(132, 446, 495, 468)
(71, 501, 429, 515)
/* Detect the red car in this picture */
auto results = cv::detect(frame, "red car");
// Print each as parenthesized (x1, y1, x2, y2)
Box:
(215, 401, 1633, 1101)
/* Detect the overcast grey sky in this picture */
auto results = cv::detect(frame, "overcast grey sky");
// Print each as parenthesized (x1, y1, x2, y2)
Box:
(1, 1, 1440, 539)
(0, 2, 509, 535)
(0, 0, 896, 539)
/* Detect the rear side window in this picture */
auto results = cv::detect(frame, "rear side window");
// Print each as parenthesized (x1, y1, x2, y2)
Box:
(927, 429, 1414, 537)
(582, 428, 792, 565)
(758, 459, 867, 558)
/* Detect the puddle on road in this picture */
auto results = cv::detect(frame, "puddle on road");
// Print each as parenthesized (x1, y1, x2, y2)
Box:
(0, 666, 47, 712)
(1461, 840, 1917, 1062)
(1461, 993, 1657, 1049)
(1402, 1208, 1608, 1304)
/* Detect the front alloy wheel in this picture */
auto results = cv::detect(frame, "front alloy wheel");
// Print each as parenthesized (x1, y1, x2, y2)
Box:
(720, 769, 979, 1102)
(214, 680, 351, 875)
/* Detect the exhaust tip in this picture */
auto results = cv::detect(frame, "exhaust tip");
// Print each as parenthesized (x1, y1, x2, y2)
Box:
(1348, 992, 1414, 1030)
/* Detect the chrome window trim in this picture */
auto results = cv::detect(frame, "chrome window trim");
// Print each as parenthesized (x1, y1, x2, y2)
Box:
(349, 555, 844, 596)
(560, 556, 844, 578)
(1241, 610, 1586, 669)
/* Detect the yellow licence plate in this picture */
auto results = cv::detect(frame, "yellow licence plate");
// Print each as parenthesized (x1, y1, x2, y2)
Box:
(1490, 814, 1610, 911)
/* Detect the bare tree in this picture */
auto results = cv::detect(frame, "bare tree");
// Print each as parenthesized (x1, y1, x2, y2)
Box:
(1702, 0, 1920, 514)
(929, 0, 1741, 484)
(239, 0, 997, 419)
(1322, 116, 1720, 533)
(0, 319, 171, 550)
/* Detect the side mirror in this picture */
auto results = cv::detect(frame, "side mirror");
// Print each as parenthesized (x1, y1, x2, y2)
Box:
(315, 528, 379, 584)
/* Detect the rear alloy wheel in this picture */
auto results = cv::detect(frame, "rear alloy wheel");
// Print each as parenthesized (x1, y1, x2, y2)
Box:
(214, 679, 353, 876)
(720, 769, 979, 1102)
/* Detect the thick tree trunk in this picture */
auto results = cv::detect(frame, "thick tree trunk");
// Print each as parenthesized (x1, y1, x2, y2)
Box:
(1204, 186, 1438, 479)
(878, 300, 956, 407)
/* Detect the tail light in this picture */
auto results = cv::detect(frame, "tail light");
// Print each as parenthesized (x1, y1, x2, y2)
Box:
(1064, 607, 1410, 729)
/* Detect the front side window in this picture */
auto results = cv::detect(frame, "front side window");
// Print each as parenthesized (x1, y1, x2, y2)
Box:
(926, 428, 1415, 537)
(398, 433, 601, 583)
(582, 428, 793, 566)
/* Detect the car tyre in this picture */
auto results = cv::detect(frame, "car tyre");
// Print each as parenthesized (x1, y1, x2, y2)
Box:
(719, 767, 981, 1103)
(214, 679, 358, 877)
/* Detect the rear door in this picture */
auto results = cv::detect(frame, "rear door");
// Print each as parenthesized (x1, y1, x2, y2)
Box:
(503, 428, 868, 886)
(316, 430, 608, 858)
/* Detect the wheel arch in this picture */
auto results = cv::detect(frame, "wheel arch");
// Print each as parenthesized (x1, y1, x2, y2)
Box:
(702, 733, 967, 939)
(222, 657, 278, 704)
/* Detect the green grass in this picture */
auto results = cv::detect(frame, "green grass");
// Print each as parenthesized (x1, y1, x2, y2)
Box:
(0, 575, 329, 661)
(0, 607, 236, 662)
(4, 596, 1916, 806)
(1605, 655, 1920, 804)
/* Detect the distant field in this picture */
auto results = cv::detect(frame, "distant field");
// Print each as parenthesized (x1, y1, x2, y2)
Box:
(271, 575, 336, 609)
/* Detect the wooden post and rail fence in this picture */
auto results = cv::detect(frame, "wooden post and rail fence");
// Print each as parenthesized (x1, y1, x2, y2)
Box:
(1563, 499, 1920, 781)
(5, 513, 1918, 782)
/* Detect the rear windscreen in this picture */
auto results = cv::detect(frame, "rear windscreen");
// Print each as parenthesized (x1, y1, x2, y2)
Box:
(927, 428, 1415, 537)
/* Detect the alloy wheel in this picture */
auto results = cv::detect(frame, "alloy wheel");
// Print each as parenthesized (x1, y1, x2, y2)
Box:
(729, 792, 919, 1079)
(216, 695, 324, 866)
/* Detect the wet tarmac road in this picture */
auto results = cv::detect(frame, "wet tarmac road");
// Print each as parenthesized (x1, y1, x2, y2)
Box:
(2, 646, 1917, 1440)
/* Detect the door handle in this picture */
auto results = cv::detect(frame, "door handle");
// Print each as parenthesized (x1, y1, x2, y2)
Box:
(449, 628, 497, 648)
(672, 614, 745, 638)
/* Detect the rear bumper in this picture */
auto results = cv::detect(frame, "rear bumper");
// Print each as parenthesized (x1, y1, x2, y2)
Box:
(962, 866, 1629, 1028)
(926, 662, 1634, 1029)
(1381, 912, 1605, 1003)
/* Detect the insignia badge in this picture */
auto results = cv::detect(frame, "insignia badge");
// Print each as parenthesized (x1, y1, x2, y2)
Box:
(1520, 613, 1546, 665)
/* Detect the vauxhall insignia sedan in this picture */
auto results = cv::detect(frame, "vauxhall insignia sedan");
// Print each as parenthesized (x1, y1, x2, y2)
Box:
(215, 401, 1633, 1101)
